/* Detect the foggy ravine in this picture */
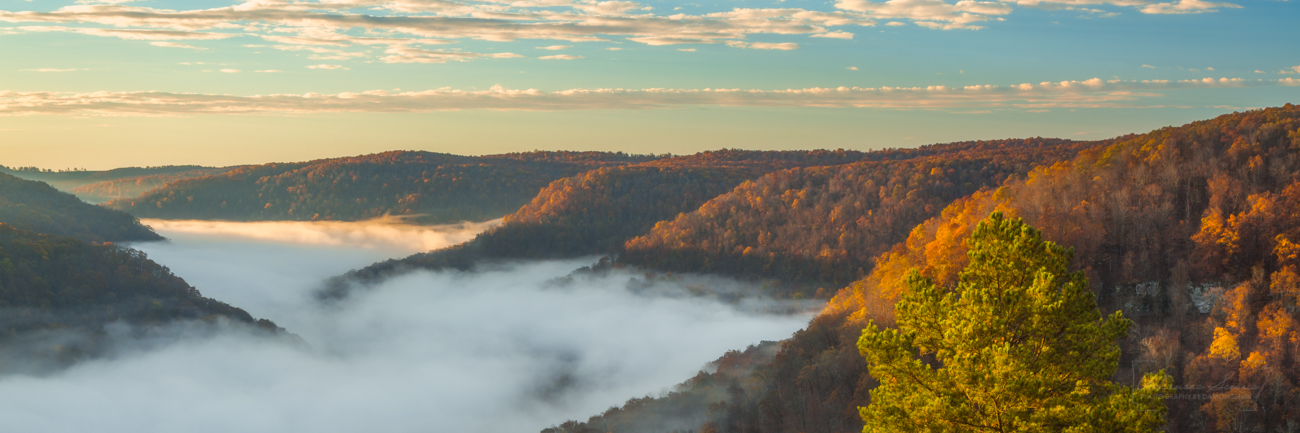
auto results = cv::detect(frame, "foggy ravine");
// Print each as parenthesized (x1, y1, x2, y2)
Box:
(0, 219, 816, 433)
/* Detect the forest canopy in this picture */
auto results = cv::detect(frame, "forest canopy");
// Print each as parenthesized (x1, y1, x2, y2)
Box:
(0, 172, 160, 243)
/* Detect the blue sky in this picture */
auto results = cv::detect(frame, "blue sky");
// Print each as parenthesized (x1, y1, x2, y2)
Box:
(0, 0, 1296, 168)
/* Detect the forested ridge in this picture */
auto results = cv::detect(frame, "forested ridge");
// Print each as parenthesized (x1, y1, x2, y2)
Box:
(108, 150, 659, 224)
(546, 105, 1300, 433)
(0, 165, 231, 204)
(0, 223, 282, 374)
(621, 138, 1095, 292)
(0, 172, 160, 243)
(0, 165, 287, 375)
(325, 150, 881, 291)
(327, 142, 1089, 294)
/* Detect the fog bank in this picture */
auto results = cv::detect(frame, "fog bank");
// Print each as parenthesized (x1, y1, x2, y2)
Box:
(0, 221, 814, 433)
(141, 217, 498, 255)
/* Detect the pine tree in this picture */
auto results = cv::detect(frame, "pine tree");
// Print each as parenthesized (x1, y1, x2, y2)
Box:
(857, 212, 1170, 432)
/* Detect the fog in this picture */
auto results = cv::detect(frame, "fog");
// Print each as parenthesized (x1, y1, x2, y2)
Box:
(0, 220, 815, 433)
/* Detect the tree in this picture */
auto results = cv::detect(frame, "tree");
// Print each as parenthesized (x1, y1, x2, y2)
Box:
(856, 212, 1171, 432)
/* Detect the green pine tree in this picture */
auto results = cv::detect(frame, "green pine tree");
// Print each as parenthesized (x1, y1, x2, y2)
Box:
(857, 212, 1170, 432)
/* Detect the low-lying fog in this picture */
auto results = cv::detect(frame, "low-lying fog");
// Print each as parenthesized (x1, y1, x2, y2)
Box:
(1, 219, 816, 433)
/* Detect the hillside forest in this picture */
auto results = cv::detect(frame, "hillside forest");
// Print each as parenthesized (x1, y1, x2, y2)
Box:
(4, 105, 1300, 432)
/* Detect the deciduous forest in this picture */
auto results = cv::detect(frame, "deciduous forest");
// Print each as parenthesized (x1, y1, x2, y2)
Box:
(5, 105, 1300, 432)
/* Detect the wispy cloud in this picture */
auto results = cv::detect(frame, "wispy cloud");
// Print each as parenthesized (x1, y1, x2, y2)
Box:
(380, 46, 522, 64)
(0, 0, 1241, 67)
(1139, 0, 1241, 14)
(539, 54, 583, 60)
(149, 41, 204, 50)
(0, 77, 1291, 117)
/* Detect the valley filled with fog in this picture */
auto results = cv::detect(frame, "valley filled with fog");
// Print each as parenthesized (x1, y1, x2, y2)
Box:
(0, 219, 816, 433)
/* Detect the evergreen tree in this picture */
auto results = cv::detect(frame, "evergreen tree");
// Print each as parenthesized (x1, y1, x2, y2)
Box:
(857, 212, 1170, 432)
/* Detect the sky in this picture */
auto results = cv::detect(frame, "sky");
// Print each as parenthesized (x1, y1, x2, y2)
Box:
(0, 220, 815, 433)
(0, 0, 1297, 169)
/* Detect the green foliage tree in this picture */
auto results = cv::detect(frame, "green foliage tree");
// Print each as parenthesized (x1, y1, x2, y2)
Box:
(857, 212, 1171, 432)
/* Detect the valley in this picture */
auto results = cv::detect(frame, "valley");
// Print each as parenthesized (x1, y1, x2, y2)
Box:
(2, 105, 1300, 432)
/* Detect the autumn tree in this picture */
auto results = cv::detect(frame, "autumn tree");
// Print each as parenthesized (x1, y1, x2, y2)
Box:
(857, 212, 1170, 432)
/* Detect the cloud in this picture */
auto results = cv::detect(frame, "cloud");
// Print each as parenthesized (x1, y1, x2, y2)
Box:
(536, 45, 571, 50)
(726, 41, 799, 50)
(539, 54, 583, 59)
(835, 0, 1013, 30)
(380, 46, 523, 63)
(677, 48, 696, 52)
(811, 30, 854, 39)
(255, 69, 283, 73)
(0, 2, 871, 54)
(0, 0, 1242, 66)
(139, 218, 499, 254)
(847, 66, 859, 70)
(0, 76, 1286, 116)
(149, 41, 204, 49)
(18, 25, 233, 41)
(0, 222, 816, 433)
(1139, 0, 1241, 14)
(1141, 64, 1155, 68)
(220, 69, 240, 73)
(306, 64, 348, 69)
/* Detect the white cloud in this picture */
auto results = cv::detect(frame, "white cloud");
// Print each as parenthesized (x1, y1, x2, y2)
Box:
(19, 25, 231, 41)
(380, 46, 523, 63)
(0, 0, 1243, 63)
(835, 0, 1013, 30)
(306, 64, 348, 69)
(726, 41, 799, 50)
(539, 54, 583, 59)
(255, 70, 283, 73)
(677, 48, 696, 51)
(220, 69, 241, 73)
(1139, 0, 1240, 14)
(847, 66, 859, 70)
(0, 2, 871, 54)
(1141, 64, 1155, 68)
(536, 45, 571, 50)
(149, 41, 204, 50)
(811, 30, 854, 39)
(0, 76, 1287, 117)
(604, 47, 623, 50)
